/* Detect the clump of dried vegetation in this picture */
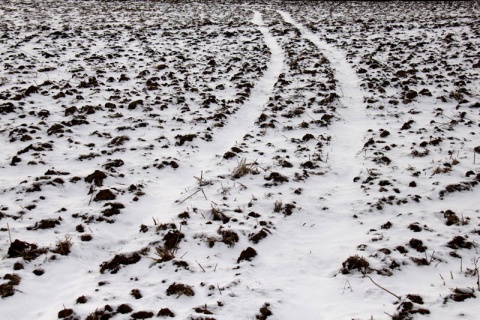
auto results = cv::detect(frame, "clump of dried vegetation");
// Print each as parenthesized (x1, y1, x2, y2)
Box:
(232, 158, 259, 179)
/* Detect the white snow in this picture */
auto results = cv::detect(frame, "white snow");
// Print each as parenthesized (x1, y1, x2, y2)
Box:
(0, 1, 479, 320)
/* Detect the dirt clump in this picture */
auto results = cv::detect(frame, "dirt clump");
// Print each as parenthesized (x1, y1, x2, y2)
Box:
(128, 99, 144, 110)
(237, 247, 257, 263)
(0, 274, 21, 298)
(249, 229, 270, 244)
(117, 304, 133, 314)
(443, 210, 460, 226)
(100, 252, 141, 274)
(175, 134, 197, 146)
(256, 303, 273, 320)
(166, 283, 195, 297)
(264, 172, 289, 185)
(94, 189, 116, 202)
(163, 230, 184, 250)
(8, 239, 47, 261)
(157, 308, 175, 317)
(219, 229, 239, 247)
(447, 236, 473, 249)
(341, 255, 369, 274)
(76, 295, 88, 304)
(84, 170, 107, 186)
(0, 102, 15, 114)
(104, 159, 124, 170)
(57, 308, 74, 319)
(28, 218, 61, 230)
(446, 288, 475, 302)
(131, 288, 142, 299)
(409, 238, 427, 252)
(0, 283, 15, 298)
(102, 202, 125, 217)
(131, 311, 154, 319)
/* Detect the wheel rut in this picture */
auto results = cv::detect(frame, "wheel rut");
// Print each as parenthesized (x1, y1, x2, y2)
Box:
(238, 10, 373, 318)
(278, 10, 369, 185)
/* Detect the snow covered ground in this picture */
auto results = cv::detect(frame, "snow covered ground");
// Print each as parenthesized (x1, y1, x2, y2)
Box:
(1, 1, 479, 319)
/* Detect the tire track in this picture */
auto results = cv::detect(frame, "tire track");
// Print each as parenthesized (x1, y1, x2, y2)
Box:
(234, 11, 375, 318)
(141, 9, 286, 202)
(193, 10, 285, 158)
(49, 11, 287, 319)
(278, 10, 369, 184)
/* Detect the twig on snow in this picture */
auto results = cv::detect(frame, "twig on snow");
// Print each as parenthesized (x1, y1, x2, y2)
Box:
(363, 274, 400, 300)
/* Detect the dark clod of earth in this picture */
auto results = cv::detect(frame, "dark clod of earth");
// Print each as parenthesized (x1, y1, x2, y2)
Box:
(166, 283, 195, 297)
(237, 246, 258, 263)
(99, 252, 141, 274)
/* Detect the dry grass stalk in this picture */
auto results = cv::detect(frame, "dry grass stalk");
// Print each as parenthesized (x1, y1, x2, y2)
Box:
(273, 200, 283, 213)
(53, 235, 73, 255)
(179, 188, 207, 204)
(154, 246, 174, 263)
(7, 223, 12, 244)
(232, 158, 258, 179)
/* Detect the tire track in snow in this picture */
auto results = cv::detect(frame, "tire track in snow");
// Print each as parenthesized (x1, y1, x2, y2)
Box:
(140, 10, 285, 207)
(193, 10, 285, 158)
(60, 11, 286, 309)
(235, 11, 376, 318)
(278, 10, 369, 185)
(77, 11, 286, 318)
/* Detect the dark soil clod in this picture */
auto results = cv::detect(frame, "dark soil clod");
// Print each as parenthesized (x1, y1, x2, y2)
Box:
(76, 295, 88, 304)
(223, 151, 237, 159)
(439, 182, 476, 198)
(117, 304, 133, 314)
(249, 229, 270, 244)
(128, 99, 144, 110)
(131, 311, 154, 319)
(33, 269, 44, 276)
(409, 238, 427, 252)
(0, 284, 15, 298)
(264, 172, 289, 184)
(58, 309, 74, 319)
(256, 303, 273, 320)
(28, 218, 61, 230)
(407, 294, 424, 304)
(100, 252, 141, 274)
(166, 283, 195, 297)
(102, 202, 125, 217)
(163, 230, 184, 250)
(411, 257, 429, 266)
(447, 236, 474, 249)
(85, 170, 107, 186)
(408, 223, 422, 232)
(381, 221, 392, 229)
(104, 159, 124, 170)
(94, 189, 116, 202)
(131, 288, 143, 299)
(237, 247, 257, 263)
(157, 308, 175, 318)
(175, 134, 197, 146)
(446, 288, 476, 303)
(283, 203, 296, 216)
(443, 210, 460, 226)
(341, 255, 369, 274)
(0, 274, 20, 298)
(8, 239, 47, 261)
(0, 102, 15, 114)
(219, 229, 239, 247)
(109, 135, 130, 146)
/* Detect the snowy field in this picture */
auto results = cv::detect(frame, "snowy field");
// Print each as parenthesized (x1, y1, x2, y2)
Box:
(1, 0, 480, 319)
